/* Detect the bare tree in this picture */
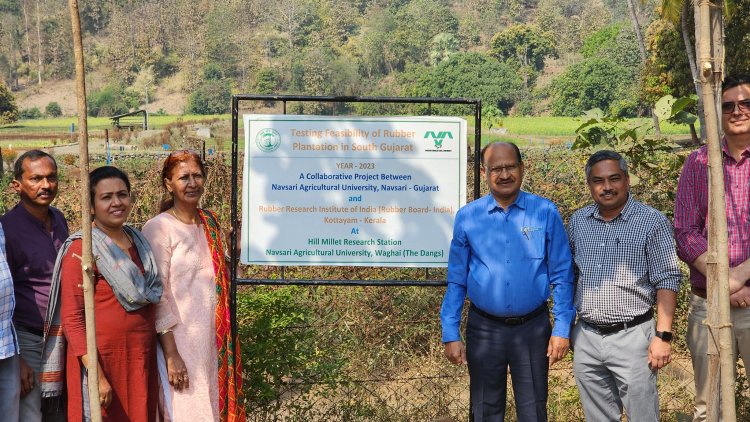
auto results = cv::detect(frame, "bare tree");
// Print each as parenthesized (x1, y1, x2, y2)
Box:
(35, 0, 43, 85)
(21, 0, 34, 80)
(67, 0, 100, 420)
(627, 0, 662, 135)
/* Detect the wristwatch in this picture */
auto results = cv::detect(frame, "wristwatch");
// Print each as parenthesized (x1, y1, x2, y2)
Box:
(655, 331, 673, 342)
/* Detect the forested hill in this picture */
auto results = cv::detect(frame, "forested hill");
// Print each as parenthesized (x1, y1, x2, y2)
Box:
(1, 0, 748, 118)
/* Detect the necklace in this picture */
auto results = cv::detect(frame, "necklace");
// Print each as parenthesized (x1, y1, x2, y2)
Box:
(170, 207, 198, 225)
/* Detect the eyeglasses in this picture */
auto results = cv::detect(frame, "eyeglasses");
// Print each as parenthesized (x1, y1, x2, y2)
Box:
(487, 164, 520, 175)
(721, 99, 750, 114)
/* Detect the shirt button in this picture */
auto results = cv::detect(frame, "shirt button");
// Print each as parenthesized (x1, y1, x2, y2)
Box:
(506, 260, 510, 264)
(600, 243, 605, 247)
(596, 264, 602, 268)
(506, 240, 510, 244)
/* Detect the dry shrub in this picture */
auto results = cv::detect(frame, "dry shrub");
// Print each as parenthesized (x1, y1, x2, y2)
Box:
(2, 148, 18, 170)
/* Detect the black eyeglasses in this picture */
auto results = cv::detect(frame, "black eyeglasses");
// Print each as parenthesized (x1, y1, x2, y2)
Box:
(721, 99, 750, 114)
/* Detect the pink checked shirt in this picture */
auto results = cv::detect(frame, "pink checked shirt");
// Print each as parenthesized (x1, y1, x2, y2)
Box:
(675, 142, 750, 289)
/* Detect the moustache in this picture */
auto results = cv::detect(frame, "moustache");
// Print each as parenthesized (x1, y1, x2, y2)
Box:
(36, 189, 54, 197)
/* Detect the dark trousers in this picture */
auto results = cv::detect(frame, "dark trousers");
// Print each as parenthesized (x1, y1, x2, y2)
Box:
(466, 306, 551, 422)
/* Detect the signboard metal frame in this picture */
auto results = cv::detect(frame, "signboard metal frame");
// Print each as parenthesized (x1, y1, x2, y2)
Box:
(231, 95, 481, 289)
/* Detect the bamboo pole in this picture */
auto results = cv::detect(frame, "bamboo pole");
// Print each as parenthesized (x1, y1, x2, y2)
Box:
(696, 1, 735, 420)
(67, 1, 102, 421)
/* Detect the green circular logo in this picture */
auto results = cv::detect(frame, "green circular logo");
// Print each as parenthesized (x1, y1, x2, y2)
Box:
(256, 128, 281, 152)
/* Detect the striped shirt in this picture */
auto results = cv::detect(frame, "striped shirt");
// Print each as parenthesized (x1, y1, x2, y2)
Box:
(0, 223, 18, 359)
(568, 196, 682, 325)
(675, 143, 750, 288)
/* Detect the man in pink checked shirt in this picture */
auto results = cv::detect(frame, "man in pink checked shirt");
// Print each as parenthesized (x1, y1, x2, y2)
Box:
(674, 74, 750, 422)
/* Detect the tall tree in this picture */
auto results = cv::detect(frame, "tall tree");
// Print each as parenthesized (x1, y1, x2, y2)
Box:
(490, 24, 557, 87)
(0, 80, 19, 123)
(35, 0, 42, 85)
(626, 0, 661, 135)
(20, 0, 32, 77)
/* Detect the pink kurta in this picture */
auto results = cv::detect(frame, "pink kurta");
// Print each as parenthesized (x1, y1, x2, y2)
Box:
(142, 212, 219, 421)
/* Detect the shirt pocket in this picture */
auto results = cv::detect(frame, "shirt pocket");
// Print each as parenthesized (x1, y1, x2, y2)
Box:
(521, 227, 545, 260)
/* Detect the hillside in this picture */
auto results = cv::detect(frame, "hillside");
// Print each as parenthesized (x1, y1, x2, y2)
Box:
(15, 75, 187, 116)
(2, 0, 748, 120)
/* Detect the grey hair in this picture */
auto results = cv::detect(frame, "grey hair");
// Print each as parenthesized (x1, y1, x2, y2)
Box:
(585, 150, 628, 179)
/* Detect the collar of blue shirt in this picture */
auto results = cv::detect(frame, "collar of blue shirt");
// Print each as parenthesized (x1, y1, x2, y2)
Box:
(485, 190, 528, 214)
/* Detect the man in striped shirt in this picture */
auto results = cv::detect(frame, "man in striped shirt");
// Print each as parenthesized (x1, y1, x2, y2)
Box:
(569, 150, 681, 421)
(675, 74, 750, 421)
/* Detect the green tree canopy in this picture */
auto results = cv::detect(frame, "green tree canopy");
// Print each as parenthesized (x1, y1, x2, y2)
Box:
(87, 83, 139, 117)
(407, 52, 524, 114)
(582, 23, 641, 79)
(551, 57, 635, 117)
(187, 80, 231, 114)
(0, 81, 19, 124)
(490, 24, 557, 75)
(45, 101, 62, 117)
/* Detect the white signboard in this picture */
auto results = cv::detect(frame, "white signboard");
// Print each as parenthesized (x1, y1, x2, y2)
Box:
(241, 115, 467, 267)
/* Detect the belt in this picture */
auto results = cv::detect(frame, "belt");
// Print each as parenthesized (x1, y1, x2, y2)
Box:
(470, 302, 548, 326)
(16, 324, 43, 337)
(583, 310, 653, 335)
(691, 286, 707, 299)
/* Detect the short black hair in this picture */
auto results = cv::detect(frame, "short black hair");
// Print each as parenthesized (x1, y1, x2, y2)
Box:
(13, 150, 57, 180)
(89, 166, 131, 205)
(722, 74, 750, 93)
(480, 142, 522, 167)
(585, 150, 628, 179)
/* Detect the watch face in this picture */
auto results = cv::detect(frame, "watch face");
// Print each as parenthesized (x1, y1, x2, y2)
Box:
(657, 331, 673, 342)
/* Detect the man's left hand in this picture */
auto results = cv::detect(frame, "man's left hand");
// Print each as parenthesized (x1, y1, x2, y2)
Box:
(648, 337, 672, 370)
(547, 336, 569, 366)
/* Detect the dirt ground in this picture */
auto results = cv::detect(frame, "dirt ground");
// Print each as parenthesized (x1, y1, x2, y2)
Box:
(14, 77, 186, 116)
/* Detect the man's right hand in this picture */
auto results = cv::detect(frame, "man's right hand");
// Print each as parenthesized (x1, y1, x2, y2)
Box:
(730, 285, 750, 307)
(19, 357, 35, 397)
(444, 341, 467, 365)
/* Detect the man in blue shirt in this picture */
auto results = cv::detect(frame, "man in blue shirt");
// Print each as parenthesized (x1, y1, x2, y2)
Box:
(440, 142, 575, 422)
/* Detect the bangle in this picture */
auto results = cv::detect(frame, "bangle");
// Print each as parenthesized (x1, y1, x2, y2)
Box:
(158, 329, 173, 336)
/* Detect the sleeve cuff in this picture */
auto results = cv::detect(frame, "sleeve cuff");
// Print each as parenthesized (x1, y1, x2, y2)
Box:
(155, 315, 179, 333)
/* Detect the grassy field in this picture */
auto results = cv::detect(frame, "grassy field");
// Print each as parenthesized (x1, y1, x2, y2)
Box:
(0, 114, 228, 133)
(1, 114, 696, 156)
(2, 114, 694, 135)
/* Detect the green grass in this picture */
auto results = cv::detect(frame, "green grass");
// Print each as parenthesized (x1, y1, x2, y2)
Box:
(469, 116, 694, 137)
(0, 114, 229, 132)
(1, 115, 695, 154)
(502, 116, 693, 136)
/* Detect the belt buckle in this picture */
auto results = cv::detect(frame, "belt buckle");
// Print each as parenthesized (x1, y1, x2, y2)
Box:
(505, 317, 523, 325)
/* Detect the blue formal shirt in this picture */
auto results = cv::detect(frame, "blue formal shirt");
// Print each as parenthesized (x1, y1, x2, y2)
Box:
(440, 191, 575, 342)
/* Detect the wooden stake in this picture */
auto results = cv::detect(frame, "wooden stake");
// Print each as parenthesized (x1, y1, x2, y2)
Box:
(67, 1, 101, 421)
(696, 1, 735, 420)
